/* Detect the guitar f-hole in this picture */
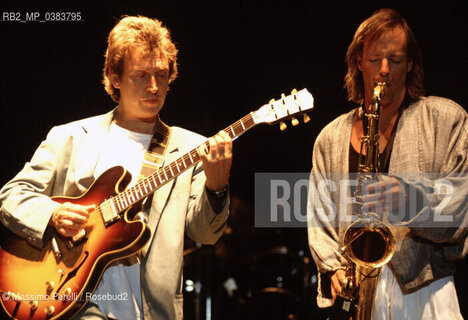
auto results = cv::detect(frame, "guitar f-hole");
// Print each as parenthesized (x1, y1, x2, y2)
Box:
(56, 251, 89, 295)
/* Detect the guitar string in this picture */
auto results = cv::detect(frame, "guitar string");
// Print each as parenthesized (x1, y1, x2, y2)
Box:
(81, 114, 256, 227)
(113, 114, 254, 211)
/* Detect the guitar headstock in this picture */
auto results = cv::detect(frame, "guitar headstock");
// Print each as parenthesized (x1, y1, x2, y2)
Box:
(251, 88, 314, 130)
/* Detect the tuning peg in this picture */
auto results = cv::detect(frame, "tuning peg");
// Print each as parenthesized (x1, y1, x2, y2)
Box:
(303, 114, 311, 123)
(269, 99, 275, 104)
(291, 117, 299, 126)
(291, 88, 297, 95)
(280, 121, 287, 131)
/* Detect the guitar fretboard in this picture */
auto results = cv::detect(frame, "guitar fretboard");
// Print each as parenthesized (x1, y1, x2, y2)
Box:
(108, 113, 256, 212)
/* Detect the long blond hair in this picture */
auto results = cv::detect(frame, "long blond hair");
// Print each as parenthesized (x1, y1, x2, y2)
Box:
(344, 9, 424, 104)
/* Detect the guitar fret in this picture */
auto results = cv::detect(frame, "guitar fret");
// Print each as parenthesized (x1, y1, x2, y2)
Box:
(151, 175, 157, 189)
(163, 169, 168, 181)
(169, 165, 174, 176)
(117, 195, 124, 209)
(188, 152, 193, 163)
(182, 156, 187, 168)
(122, 194, 129, 207)
(114, 195, 121, 210)
(126, 191, 133, 205)
(137, 183, 144, 197)
(142, 180, 149, 193)
(240, 119, 245, 130)
(175, 161, 180, 172)
(156, 172, 162, 184)
(230, 126, 235, 137)
(126, 192, 132, 204)
(127, 192, 133, 205)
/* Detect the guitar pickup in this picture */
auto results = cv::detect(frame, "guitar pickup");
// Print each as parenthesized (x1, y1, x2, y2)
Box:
(99, 199, 120, 226)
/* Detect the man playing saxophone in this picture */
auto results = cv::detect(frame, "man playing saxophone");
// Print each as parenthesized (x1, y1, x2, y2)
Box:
(307, 8, 467, 319)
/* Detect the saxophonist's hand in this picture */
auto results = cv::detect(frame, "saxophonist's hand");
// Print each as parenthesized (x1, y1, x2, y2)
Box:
(330, 269, 346, 302)
(362, 175, 408, 214)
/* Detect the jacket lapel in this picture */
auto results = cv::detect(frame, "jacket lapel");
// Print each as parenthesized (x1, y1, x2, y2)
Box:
(144, 127, 191, 242)
(72, 110, 115, 194)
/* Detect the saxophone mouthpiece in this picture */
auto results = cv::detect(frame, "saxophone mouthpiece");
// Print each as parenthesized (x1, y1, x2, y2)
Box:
(373, 82, 386, 100)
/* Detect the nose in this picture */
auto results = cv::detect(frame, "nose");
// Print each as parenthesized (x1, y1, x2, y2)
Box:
(379, 58, 390, 77)
(147, 75, 158, 94)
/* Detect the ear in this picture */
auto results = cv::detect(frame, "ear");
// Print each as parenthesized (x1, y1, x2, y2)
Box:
(407, 59, 413, 73)
(110, 73, 121, 89)
(357, 55, 363, 72)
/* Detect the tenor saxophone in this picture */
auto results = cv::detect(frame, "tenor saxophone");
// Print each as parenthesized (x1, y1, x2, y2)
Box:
(337, 82, 396, 320)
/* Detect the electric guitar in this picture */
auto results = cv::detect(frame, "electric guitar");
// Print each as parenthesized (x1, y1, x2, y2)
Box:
(0, 89, 314, 320)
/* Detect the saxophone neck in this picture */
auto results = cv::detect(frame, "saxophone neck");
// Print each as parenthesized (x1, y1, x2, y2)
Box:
(372, 82, 386, 108)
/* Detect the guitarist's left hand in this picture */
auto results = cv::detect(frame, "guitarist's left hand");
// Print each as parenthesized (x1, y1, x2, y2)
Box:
(198, 131, 233, 191)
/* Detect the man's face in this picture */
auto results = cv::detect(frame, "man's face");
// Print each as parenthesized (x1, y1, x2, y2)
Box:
(358, 26, 413, 108)
(111, 46, 170, 122)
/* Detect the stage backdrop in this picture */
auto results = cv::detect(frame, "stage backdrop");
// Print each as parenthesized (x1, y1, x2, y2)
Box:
(1, 1, 466, 318)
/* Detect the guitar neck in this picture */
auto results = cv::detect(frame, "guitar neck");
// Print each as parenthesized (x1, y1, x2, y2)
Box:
(110, 113, 256, 212)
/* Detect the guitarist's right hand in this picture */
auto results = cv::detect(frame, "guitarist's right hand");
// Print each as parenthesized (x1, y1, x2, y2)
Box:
(49, 202, 95, 237)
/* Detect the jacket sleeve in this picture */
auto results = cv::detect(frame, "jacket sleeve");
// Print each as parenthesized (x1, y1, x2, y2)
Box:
(0, 127, 62, 248)
(396, 102, 468, 256)
(185, 161, 230, 245)
(307, 129, 348, 308)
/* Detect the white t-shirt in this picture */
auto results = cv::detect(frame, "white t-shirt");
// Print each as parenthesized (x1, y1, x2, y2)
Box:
(92, 122, 152, 320)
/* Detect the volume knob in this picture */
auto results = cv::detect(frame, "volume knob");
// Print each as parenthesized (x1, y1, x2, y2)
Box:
(45, 305, 55, 316)
(29, 300, 38, 311)
(45, 281, 55, 293)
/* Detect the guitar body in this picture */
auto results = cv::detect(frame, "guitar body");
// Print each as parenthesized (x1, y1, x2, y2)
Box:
(0, 166, 151, 320)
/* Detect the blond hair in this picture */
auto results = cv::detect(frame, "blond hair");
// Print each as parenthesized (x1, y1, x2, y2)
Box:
(103, 15, 178, 102)
(344, 9, 424, 104)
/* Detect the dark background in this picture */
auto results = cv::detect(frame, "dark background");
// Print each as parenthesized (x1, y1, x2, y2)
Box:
(1, 0, 466, 318)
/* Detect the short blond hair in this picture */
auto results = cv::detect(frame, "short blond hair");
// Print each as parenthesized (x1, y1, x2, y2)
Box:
(103, 15, 178, 102)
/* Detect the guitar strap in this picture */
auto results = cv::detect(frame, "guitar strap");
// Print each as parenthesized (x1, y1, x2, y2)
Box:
(138, 116, 172, 180)
(123, 117, 171, 264)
